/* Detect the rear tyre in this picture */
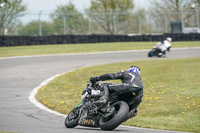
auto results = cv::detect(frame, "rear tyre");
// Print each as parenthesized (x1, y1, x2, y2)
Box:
(65, 108, 79, 128)
(99, 101, 129, 131)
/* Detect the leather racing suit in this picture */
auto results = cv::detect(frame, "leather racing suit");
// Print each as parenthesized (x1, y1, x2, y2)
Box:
(90, 70, 143, 109)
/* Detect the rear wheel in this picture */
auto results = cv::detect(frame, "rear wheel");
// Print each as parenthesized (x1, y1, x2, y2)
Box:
(99, 101, 129, 131)
(65, 108, 79, 128)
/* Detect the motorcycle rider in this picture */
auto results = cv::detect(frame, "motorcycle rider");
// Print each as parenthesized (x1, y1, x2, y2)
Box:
(155, 37, 172, 56)
(90, 65, 143, 118)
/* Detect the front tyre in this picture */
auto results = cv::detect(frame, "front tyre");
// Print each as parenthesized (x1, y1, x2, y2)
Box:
(148, 51, 154, 57)
(99, 101, 129, 131)
(148, 48, 156, 57)
(65, 108, 79, 128)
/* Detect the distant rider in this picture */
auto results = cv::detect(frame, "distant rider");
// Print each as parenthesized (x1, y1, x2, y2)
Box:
(155, 37, 172, 56)
(90, 65, 143, 118)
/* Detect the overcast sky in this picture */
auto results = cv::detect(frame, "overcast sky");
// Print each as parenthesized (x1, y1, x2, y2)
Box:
(21, 0, 153, 23)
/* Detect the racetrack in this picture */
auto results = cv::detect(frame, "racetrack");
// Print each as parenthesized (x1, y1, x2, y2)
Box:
(0, 48, 199, 133)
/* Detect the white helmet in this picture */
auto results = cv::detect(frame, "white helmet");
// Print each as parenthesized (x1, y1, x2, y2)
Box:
(166, 37, 172, 42)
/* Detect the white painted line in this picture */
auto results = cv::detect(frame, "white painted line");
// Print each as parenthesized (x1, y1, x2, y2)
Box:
(119, 125, 189, 133)
(29, 69, 190, 132)
(28, 71, 145, 130)
(1, 47, 200, 60)
(0, 50, 149, 60)
(29, 72, 67, 117)
(28, 56, 196, 132)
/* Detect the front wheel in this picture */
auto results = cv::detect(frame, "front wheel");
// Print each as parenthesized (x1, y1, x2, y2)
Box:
(148, 48, 156, 57)
(148, 51, 154, 57)
(65, 108, 79, 128)
(99, 101, 129, 131)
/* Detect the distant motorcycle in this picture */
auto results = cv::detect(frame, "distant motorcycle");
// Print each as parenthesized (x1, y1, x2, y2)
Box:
(148, 47, 164, 57)
(65, 82, 141, 131)
(148, 43, 170, 57)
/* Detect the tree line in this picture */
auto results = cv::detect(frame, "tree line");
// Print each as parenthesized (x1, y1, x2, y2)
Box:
(0, 0, 200, 36)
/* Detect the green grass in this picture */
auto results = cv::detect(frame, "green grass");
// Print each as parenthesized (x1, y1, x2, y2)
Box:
(36, 57, 200, 133)
(0, 132, 15, 133)
(0, 41, 200, 57)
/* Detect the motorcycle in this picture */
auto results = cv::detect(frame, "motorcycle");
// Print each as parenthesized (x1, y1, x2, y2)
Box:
(148, 42, 166, 57)
(65, 82, 141, 131)
(148, 48, 164, 57)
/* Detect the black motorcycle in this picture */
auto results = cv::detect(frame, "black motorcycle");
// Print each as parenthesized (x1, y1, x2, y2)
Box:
(65, 82, 141, 131)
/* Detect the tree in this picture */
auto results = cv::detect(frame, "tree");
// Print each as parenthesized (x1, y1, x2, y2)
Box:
(0, 0, 26, 35)
(87, 0, 134, 34)
(123, 9, 152, 34)
(195, 0, 200, 4)
(148, 0, 200, 33)
(18, 21, 54, 36)
(50, 2, 88, 35)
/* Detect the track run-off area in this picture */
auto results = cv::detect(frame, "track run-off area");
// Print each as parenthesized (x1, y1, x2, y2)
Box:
(0, 48, 200, 133)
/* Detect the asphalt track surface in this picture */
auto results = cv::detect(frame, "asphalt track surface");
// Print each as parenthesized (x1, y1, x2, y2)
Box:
(0, 48, 200, 133)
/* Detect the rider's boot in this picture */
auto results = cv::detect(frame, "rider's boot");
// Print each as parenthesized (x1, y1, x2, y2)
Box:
(162, 51, 166, 57)
(158, 52, 163, 56)
(93, 84, 115, 117)
(93, 85, 109, 107)
(99, 102, 115, 117)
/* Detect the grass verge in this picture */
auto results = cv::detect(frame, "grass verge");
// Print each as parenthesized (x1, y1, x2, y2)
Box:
(35, 57, 200, 132)
(0, 41, 200, 57)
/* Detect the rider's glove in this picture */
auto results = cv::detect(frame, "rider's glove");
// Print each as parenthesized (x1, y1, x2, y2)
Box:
(90, 77, 99, 84)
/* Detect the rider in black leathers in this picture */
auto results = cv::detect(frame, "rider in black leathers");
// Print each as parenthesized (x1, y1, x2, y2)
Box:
(90, 66, 143, 117)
